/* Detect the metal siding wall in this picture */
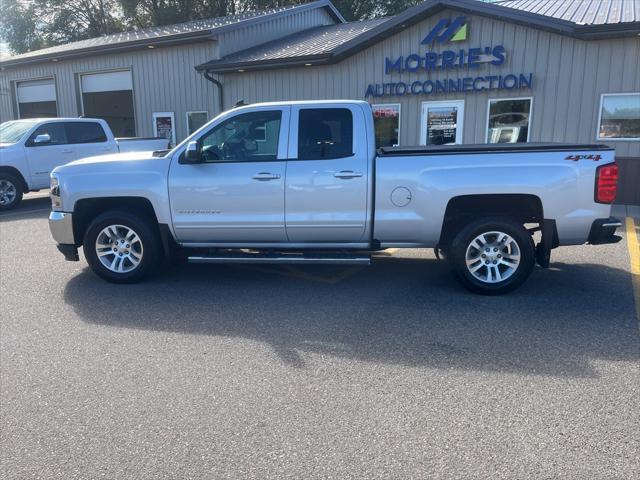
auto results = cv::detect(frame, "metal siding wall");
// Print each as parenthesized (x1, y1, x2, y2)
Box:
(220, 10, 640, 159)
(217, 8, 335, 57)
(0, 42, 218, 141)
(0, 74, 13, 122)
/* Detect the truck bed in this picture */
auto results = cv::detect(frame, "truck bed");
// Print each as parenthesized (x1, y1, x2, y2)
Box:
(377, 143, 613, 156)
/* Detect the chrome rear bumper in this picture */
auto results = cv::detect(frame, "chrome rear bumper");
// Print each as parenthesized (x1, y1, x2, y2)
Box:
(588, 217, 623, 245)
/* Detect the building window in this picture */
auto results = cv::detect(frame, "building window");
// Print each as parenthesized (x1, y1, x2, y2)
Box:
(421, 100, 465, 145)
(16, 78, 58, 118)
(153, 112, 176, 147)
(372, 104, 401, 148)
(597, 93, 640, 140)
(298, 108, 353, 159)
(187, 111, 208, 135)
(486, 97, 532, 143)
(80, 70, 135, 137)
(254, 123, 267, 142)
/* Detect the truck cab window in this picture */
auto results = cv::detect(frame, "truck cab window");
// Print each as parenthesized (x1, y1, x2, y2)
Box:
(26, 123, 68, 146)
(298, 108, 353, 160)
(200, 110, 281, 162)
(66, 122, 108, 144)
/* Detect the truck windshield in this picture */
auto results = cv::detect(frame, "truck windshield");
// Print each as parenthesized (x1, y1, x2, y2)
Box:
(0, 120, 40, 144)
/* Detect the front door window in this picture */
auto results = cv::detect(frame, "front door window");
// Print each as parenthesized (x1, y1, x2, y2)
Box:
(200, 111, 282, 163)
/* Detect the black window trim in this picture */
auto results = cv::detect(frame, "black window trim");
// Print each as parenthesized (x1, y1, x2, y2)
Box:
(288, 152, 356, 161)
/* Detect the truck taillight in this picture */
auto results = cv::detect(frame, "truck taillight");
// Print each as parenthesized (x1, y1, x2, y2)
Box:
(595, 163, 618, 204)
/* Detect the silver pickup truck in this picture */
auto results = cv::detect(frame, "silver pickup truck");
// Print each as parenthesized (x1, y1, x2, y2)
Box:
(48, 100, 621, 294)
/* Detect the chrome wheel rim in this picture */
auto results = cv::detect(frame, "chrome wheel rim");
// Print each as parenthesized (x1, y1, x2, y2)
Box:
(465, 230, 521, 284)
(95, 224, 143, 273)
(0, 179, 17, 206)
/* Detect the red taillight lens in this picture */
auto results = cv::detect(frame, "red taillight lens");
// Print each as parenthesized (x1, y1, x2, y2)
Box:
(595, 163, 618, 204)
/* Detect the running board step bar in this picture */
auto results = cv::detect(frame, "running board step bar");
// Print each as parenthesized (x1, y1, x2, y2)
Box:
(188, 253, 371, 265)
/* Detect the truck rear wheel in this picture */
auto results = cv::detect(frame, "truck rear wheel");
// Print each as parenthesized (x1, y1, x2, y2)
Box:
(448, 217, 535, 295)
(0, 173, 24, 211)
(83, 210, 160, 283)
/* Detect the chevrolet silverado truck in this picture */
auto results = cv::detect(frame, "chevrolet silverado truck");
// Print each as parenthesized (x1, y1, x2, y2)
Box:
(48, 101, 621, 294)
(0, 118, 168, 210)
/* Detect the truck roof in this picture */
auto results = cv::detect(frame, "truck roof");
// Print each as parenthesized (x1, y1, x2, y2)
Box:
(230, 100, 370, 109)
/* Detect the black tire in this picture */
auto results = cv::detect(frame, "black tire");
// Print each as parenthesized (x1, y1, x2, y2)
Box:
(0, 173, 24, 211)
(83, 210, 160, 283)
(448, 217, 535, 295)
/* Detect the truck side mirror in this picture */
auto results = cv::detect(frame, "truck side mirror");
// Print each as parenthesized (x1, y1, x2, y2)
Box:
(181, 141, 203, 164)
(33, 133, 51, 145)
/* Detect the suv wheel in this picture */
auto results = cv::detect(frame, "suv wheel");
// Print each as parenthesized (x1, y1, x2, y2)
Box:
(83, 210, 160, 283)
(0, 174, 24, 211)
(448, 217, 535, 295)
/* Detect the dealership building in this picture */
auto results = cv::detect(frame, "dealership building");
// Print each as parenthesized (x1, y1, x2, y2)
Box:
(1, 0, 639, 202)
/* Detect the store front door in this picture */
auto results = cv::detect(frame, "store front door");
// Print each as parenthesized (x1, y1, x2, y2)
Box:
(420, 100, 465, 145)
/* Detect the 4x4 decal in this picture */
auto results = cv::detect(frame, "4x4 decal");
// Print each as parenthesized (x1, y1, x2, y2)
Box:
(565, 154, 602, 161)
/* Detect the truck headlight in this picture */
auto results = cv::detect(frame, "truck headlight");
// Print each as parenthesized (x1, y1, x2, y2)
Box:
(50, 175, 62, 210)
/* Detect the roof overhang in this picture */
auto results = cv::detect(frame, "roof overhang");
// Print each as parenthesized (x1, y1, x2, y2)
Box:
(1, 33, 216, 69)
(198, 0, 640, 74)
(0, 0, 345, 69)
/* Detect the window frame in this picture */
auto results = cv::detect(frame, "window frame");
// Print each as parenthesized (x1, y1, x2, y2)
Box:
(371, 103, 402, 147)
(485, 96, 533, 144)
(420, 100, 465, 146)
(186, 110, 209, 136)
(295, 107, 355, 160)
(596, 92, 640, 142)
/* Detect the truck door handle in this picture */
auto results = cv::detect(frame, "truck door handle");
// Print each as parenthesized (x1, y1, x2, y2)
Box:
(252, 172, 281, 181)
(62, 149, 73, 154)
(334, 171, 363, 179)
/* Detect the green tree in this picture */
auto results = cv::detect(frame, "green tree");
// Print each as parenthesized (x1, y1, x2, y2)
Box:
(119, 0, 231, 27)
(0, 0, 124, 54)
(0, 0, 44, 54)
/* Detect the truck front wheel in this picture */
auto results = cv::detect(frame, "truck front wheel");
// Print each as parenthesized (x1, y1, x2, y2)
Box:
(83, 210, 160, 283)
(0, 173, 24, 211)
(448, 217, 535, 295)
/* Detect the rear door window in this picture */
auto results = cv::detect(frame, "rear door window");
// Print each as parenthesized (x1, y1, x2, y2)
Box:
(66, 122, 108, 144)
(297, 108, 353, 160)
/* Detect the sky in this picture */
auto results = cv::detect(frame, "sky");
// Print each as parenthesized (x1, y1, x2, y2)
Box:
(0, 42, 10, 59)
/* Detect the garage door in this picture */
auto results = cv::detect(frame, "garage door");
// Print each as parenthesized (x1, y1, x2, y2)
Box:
(80, 70, 136, 137)
(16, 78, 58, 118)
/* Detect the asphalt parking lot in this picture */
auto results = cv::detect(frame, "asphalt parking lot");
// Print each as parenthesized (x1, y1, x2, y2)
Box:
(1, 193, 639, 479)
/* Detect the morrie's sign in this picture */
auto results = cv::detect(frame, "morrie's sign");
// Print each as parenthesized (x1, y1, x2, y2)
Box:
(365, 16, 534, 98)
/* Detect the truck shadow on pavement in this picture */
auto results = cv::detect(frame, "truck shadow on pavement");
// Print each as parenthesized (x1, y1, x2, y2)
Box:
(63, 256, 639, 378)
(0, 195, 50, 220)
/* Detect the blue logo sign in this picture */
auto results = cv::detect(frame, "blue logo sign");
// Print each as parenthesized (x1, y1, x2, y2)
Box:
(421, 16, 468, 44)
(364, 16, 534, 98)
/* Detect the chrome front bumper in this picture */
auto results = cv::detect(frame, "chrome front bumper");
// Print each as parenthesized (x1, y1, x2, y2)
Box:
(49, 211, 75, 245)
